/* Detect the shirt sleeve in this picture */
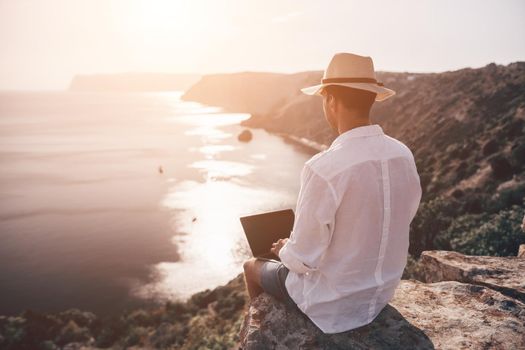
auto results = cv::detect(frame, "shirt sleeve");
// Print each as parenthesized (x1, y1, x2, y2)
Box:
(279, 163, 338, 274)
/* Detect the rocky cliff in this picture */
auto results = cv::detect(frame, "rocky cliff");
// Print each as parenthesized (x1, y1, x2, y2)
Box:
(182, 63, 525, 258)
(239, 247, 525, 350)
(181, 71, 316, 116)
(69, 73, 201, 92)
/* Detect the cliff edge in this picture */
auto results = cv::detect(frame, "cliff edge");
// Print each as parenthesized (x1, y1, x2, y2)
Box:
(181, 62, 525, 261)
(238, 247, 525, 350)
(2, 248, 524, 349)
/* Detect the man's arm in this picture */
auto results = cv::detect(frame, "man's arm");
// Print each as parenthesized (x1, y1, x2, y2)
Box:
(277, 164, 338, 274)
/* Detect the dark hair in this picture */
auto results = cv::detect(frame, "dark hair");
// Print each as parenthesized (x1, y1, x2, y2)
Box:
(322, 85, 376, 113)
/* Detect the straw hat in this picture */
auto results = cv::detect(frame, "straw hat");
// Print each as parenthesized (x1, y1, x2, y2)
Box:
(301, 52, 395, 101)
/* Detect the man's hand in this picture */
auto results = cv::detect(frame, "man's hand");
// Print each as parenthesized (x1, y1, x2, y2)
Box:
(270, 238, 288, 257)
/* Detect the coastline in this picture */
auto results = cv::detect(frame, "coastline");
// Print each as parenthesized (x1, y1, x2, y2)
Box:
(4, 60, 525, 348)
(0, 273, 248, 349)
(274, 131, 328, 154)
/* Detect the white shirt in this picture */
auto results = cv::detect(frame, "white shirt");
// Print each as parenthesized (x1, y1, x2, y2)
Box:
(279, 124, 422, 334)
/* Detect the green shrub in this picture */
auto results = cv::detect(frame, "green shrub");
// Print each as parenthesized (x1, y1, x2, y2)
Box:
(488, 154, 514, 180)
(402, 255, 426, 281)
(435, 212, 488, 251)
(445, 205, 525, 256)
(409, 196, 460, 257)
(123, 326, 148, 347)
(489, 182, 525, 212)
(54, 320, 90, 347)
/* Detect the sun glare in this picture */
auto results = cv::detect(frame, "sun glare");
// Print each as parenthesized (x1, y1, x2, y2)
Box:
(107, 0, 239, 70)
(134, 0, 191, 32)
(121, 0, 217, 51)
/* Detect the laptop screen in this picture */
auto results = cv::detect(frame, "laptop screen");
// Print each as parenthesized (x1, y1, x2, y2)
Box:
(240, 208, 294, 259)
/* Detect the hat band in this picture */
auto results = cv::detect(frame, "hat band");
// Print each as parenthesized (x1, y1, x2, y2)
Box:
(322, 77, 384, 87)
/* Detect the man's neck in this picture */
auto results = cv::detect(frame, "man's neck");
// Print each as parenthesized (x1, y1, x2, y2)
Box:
(337, 113, 372, 135)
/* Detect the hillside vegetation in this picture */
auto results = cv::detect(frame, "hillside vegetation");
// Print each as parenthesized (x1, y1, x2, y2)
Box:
(183, 62, 525, 258)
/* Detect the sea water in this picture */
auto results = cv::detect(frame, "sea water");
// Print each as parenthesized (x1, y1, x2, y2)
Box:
(0, 90, 312, 315)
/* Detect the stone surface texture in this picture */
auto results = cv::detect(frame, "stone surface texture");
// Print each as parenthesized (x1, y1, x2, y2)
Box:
(239, 250, 525, 350)
(420, 250, 525, 303)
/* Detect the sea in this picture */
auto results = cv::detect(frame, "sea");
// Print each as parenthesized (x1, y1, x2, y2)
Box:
(0, 90, 313, 316)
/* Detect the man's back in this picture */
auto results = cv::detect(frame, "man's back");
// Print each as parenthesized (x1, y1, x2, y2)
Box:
(279, 124, 422, 334)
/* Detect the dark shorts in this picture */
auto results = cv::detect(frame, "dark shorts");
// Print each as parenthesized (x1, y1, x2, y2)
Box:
(258, 258, 298, 309)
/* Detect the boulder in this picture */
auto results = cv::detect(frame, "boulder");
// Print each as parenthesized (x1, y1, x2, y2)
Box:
(518, 244, 525, 258)
(239, 249, 525, 349)
(238, 129, 253, 142)
(420, 250, 525, 303)
(239, 279, 525, 349)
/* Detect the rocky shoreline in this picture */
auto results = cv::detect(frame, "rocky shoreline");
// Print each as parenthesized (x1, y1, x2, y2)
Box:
(182, 62, 525, 261)
(271, 131, 328, 155)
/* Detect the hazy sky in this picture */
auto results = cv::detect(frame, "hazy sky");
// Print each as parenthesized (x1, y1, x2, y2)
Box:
(1, 0, 524, 90)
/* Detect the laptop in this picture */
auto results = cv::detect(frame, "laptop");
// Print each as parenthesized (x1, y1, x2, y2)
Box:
(239, 208, 294, 261)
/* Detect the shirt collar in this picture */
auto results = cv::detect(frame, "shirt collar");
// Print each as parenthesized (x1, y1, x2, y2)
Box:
(329, 124, 384, 149)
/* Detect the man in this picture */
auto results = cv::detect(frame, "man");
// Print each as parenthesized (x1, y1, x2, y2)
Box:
(243, 52, 422, 334)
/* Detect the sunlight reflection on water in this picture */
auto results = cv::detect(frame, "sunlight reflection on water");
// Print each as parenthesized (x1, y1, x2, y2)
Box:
(135, 179, 290, 300)
(0, 91, 310, 315)
(133, 102, 305, 302)
(167, 113, 249, 126)
(192, 144, 236, 157)
(189, 159, 254, 179)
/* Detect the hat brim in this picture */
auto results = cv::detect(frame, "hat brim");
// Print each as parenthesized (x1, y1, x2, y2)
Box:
(300, 82, 396, 102)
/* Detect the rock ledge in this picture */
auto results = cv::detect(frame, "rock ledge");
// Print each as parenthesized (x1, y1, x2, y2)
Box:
(239, 250, 525, 350)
